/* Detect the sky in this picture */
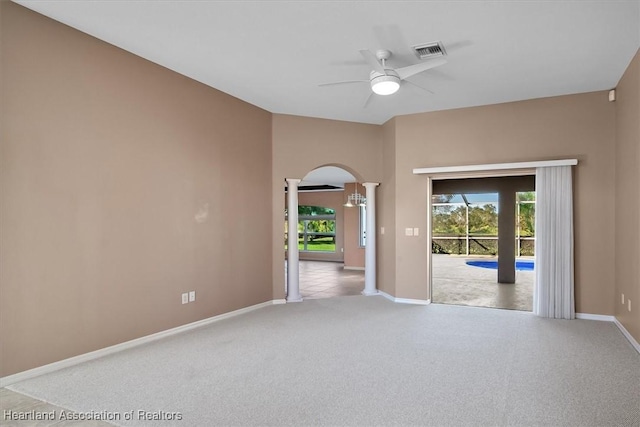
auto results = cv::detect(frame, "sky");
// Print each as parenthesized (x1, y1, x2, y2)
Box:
(433, 192, 535, 204)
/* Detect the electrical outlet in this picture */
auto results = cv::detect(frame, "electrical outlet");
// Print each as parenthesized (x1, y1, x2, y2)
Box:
(189, 291, 196, 302)
(622, 293, 625, 304)
(628, 299, 631, 312)
(181, 293, 189, 304)
(380, 227, 385, 235)
(413, 227, 419, 236)
(405, 228, 413, 236)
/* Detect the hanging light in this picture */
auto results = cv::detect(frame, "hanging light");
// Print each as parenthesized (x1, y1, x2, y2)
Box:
(344, 184, 366, 208)
(371, 73, 400, 95)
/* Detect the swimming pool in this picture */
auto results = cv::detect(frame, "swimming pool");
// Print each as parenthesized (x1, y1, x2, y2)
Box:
(465, 260, 534, 271)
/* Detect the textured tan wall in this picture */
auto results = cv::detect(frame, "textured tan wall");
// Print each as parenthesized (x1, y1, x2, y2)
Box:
(295, 190, 344, 262)
(614, 49, 640, 342)
(343, 183, 365, 268)
(271, 114, 382, 299)
(0, 2, 272, 377)
(388, 92, 616, 314)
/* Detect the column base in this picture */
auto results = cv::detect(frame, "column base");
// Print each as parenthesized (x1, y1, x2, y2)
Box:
(361, 290, 379, 296)
(286, 296, 303, 302)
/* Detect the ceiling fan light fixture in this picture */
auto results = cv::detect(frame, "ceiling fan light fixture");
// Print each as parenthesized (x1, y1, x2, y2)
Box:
(371, 74, 400, 95)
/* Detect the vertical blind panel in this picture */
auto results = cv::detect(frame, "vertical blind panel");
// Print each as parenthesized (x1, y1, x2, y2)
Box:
(534, 165, 575, 319)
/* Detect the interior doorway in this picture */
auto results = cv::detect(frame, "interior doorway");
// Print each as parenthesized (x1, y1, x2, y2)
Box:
(284, 166, 367, 300)
(430, 176, 535, 311)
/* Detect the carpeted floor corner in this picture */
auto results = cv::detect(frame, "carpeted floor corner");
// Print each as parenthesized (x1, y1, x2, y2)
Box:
(8, 296, 640, 426)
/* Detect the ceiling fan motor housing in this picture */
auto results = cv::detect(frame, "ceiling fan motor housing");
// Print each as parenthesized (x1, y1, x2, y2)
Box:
(370, 69, 401, 95)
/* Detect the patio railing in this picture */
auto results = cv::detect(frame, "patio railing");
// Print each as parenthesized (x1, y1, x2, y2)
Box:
(432, 236, 535, 256)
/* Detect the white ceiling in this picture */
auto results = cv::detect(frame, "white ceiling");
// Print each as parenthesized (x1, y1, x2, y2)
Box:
(301, 166, 356, 188)
(14, 1, 640, 125)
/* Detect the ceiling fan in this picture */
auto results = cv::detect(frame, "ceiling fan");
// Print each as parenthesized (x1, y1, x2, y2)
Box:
(320, 49, 447, 107)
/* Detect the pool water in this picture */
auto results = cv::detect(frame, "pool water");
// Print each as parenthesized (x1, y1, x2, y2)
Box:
(465, 260, 534, 271)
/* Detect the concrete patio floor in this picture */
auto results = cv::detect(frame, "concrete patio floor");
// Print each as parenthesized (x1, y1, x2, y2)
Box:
(432, 254, 534, 311)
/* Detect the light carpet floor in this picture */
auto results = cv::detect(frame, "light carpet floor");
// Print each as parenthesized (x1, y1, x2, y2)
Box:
(8, 296, 640, 426)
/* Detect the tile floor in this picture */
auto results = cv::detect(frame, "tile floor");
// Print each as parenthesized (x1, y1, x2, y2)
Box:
(288, 260, 365, 299)
(291, 258, 532, 311)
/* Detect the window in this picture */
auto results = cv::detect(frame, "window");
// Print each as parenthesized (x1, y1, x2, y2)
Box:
(431, 192, 536, 256)
(516, 192, 536, 256)
(285, 206, 336, 252)
(431, 193, 498, 256)
(359, 205, 366, 247)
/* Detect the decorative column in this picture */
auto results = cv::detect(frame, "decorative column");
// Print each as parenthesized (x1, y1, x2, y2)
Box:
(286, 179, 303, 302)
(498, 190, 516, 284)
(362, 182, 380, 296)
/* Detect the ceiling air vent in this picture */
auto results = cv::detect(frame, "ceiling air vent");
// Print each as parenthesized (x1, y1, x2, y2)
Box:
(412, 42, 447, 59)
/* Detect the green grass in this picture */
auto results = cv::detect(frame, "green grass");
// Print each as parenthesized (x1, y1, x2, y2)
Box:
(285, 236, 336, 252)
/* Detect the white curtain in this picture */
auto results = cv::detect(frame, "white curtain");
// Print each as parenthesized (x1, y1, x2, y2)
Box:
(534, 165, 575, 319)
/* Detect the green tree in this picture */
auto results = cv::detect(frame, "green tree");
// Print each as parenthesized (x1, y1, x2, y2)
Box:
(298, 205, 335, 216)
(432, 194, 454, 204)
(432, 205, 466, 235)
(468, 204, 498, 235)
(517, 192, 535, 237)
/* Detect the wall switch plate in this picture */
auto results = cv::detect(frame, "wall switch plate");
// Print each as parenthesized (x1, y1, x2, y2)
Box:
(413, 227, 419, 236)
(380, 227, 385, 235)
(622, 293, 625, 304)
(628, 299, 632, 312)
(189, 291, 196, 302)
(405, 228, 413, 236)
(181, 293, 189, 304)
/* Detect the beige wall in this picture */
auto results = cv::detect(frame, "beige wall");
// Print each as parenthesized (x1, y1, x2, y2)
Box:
(614, 49, 640, 342)
(0, 2, 273, 377)
(343, 183, 365, 268)
(386, 92, 616, 314)
(271, 114, 383, 299)
(378, 119, 397, 296)
(295, 190, 344, 262)
(2, 0, 637, 379)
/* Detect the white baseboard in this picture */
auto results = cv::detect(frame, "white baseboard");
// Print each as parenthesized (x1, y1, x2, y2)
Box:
(378, 291, 395, 302)
(0, 299, 282, 387)
(575, 313, 639, 354)
(272, 299, 287, 304)
(614, 318, 640, 354)
(576, 313, 616, 322)
(378, 290, 431, 305)
(396, 297, 431, 305)
(361, 290, 379, 296)
(343, 266, 365, 271)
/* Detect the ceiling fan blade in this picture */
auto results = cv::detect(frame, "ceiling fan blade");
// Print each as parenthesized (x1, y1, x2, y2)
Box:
(396, 58, 447, 80)
(404, 79, 435, 94)
(363, 92, 374, 109)
(359, 49, 386, 75)
(319, 80, 369, 87)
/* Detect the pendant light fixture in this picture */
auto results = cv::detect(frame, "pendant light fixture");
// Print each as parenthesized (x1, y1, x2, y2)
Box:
(344, 184, 366, 208)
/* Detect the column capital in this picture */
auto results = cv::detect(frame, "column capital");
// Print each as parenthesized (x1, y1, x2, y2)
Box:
(285, 178, 301, 186)
(363, 182, 380, 188)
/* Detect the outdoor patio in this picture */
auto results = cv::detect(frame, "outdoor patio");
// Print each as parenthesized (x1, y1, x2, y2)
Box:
(432, 254, 534, 311)
(286, 257, 533, 311)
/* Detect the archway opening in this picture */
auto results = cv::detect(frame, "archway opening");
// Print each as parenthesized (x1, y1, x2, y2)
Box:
(284, 165, 367, 300)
